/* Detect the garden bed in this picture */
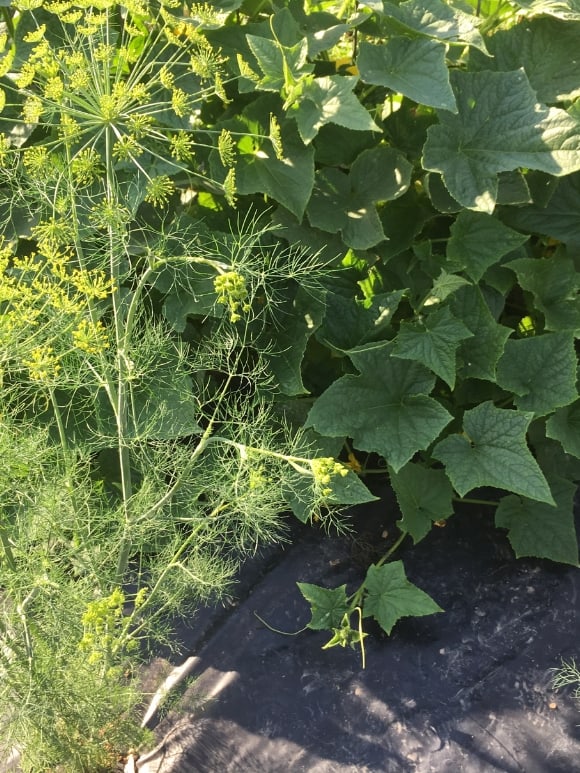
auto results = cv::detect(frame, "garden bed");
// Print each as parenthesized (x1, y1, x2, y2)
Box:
(133, 485, 580, 772)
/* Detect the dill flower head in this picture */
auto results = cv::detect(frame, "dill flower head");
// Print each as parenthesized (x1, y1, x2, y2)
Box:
(0, 0, 234, 208)
(22, 346, 61, 382)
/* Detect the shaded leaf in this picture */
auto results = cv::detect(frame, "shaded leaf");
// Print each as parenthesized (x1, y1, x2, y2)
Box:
(370, 0, 488, 53)
(447, 211, 529, 282)
(391, 463, 454, 544)
(307, 146, 412, 249)
(363, 561, 443, 635)
(495, 477, 579, 566)
(423, 70, 580, 212)
(317, 290, 406, 350)
(433, 401, 554, 504)
(451, 286, 512, 382)
(393, 305, 473, 388)
(297, 583, 349, 630)
(546, 400, 580, 459)
(470, 17, 580, 104)
(262, 285, 326, 395)
(305, 342, 452, 471)
(496, 332, 578, 415)
(502, 173, 580, 246)
(358, 37, 456, 112)
(292, 75, 380, 144)
(507, 256, 580, 332)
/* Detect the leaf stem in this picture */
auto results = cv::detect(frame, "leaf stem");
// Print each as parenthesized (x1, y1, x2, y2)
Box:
(453, 496, 499, 507)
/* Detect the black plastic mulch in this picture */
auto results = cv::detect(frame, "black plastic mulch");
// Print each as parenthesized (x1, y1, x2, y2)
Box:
(137, 485, 580, 773)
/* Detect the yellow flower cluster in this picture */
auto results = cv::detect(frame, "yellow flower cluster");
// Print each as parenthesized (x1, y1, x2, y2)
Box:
(22, 345, 61, 382)
(213, 270, 250, 323)
(0, 241, 115, 383)
(78, 587, 125, 665)
(310, 457, 349, 498)
(71, 318, 109, 354)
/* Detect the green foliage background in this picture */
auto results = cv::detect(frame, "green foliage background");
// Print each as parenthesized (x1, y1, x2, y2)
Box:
(1, 0, 580, 767)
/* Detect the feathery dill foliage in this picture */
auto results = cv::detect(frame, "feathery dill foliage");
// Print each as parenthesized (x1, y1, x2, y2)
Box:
(0, 2, 349, 769)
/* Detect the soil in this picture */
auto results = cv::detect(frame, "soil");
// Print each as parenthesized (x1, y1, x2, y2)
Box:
(133, 484, 580, 773)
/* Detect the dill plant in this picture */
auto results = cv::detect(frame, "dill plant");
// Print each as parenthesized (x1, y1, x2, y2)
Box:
(0, 2, 363, 769)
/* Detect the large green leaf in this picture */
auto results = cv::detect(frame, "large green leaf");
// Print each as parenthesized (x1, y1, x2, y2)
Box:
(263, 285, 326, 395)
(317, 290, 406, 351)
(446, 211, 529, 282)
(495, 478, 579, 566)
(363, 561, 443, 635)
(422, 70, 580, 213)
(425, 270, 471, 304)
(366, 0, 488, 53)
(97, 363, 201, 442)
(433, 401, 554, 504)
(391, 463, 454, 544)
(512, 0, 580, 21)
(246, 33, 312, 91)
(292, 75, 380, 144)
(470, 18, 580, 104)
(451, 286, 512, 382)
(307, 146, 412, 249)
(357, 38, 456, 112)
(378, 187, 435, 260)
(496, 332, 578, 416)
(297, 583, 349, 630)
(393, 305, 473, 388)
(502, 173, 580, 246)
(212, 100, 315, 219)
(305, 342, 452, 471)
(546, 400, 580, 459)
(507, 256, 580, 332)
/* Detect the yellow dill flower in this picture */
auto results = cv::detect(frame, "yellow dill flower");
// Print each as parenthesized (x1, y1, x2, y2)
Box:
(223, 167, 237, 208)
(43, 75, 64, 101)
(112, 134, 142, 161)
(59, 114, 81, 144)
(126, 113, 154, 139)
(63, 50, 85, 69)
(68, 65, 91, 91)
(129, 83, 150, 105)
(23, 24, 46, 44)
(214, 71, 228, 104)
(45, 247, 72, 279)
(0, 53, 14, 79)
(23, 346, 61, 382)
(89, 198, 131, 230)
(69, 268, 114, 300)
(218, 129, 235, 168)
(0, 134, 10, 165)
(171, 87, 190, 117)
(99, 94, 121, 122)
(12, 252, 40, 274)
(71, 147, 103, 185)
(59, 9, 83, 23)
(159, 66, 175, 90)
(22, 145, 50, 175)
(72, 318, 109, 354)
(269, 114, 284, 161)
(144, 175, 175, 208)
(32, 217, 74, 252)
(169, 131, 194, 162)
(22, 95, 43, 124)
(214, 270, 249, 322)
(15, 62, 37, 89)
